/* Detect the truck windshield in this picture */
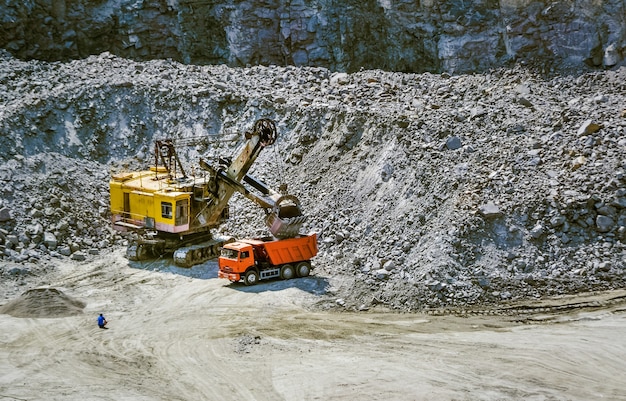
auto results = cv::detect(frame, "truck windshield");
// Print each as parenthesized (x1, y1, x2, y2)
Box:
(221, 248, 239, 260)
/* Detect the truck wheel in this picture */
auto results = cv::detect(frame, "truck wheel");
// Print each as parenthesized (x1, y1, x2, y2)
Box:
(280, 264, 295, 280)
(244, 269, 259, 286)
(296, 262, 311, 278)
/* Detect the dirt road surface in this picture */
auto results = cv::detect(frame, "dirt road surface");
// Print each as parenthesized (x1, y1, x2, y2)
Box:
(1, 250, 625, 401)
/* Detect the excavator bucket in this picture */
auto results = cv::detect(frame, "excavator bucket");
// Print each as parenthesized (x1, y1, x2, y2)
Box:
(266, 195, 307, 238)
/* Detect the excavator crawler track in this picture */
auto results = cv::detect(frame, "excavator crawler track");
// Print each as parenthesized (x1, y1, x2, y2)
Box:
(173, 236, 235, 267)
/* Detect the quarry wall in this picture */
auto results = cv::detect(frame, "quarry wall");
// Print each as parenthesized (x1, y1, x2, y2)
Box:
(1, 0, 625, 73)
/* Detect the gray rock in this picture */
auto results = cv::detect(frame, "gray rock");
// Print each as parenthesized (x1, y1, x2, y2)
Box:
(469, 107, 487, 119)
(381, 163, 394, 182)
(603, 43, 620, 67)
(478, 202, 502, 218)
(514, 84, 531, 95)
(530, 224, 544, 239)
(517, 97, 533, 108)
(58, 246, 72, 256)
(8, 266, 29, 276)
(6, 235, 18, 247)
(27, 223, 44, 236)
(596, 215, 615, 233)
(43, 232, 58, 250)
(445, 136, 462, 150)
(70, 251, 87, 261)
(374, 269, 391, 279)
(330, 73, 349, 85)
(0, 207, 13, 222)
(383, 260, 396, 271)
(571, 156, 587, 170)
(56, 220, 70, 232)
(550, 215, 566, 227)
(577, 120, 602, 136)
(477, 277, 491, 288)
(618, 226, 626, 241)
(597, 205, 617, 217)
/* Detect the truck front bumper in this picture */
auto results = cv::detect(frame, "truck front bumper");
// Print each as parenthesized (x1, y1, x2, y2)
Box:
(218, 271, 241, 282)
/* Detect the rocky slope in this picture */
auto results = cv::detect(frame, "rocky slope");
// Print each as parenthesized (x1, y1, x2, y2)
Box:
(1, 0, 625, 73)
(0, 50, 624, 310)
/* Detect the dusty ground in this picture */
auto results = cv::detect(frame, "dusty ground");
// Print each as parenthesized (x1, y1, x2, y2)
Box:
(1, 252, 625, 401)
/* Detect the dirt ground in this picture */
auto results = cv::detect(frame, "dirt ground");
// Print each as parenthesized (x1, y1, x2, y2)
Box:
(1, 250, 625, 401)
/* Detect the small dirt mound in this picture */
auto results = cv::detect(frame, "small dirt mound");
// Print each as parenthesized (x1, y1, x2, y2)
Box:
(0, 287, 86, 318)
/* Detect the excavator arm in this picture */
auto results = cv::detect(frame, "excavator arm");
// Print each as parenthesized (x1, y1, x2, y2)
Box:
(217, 171, 307, 238)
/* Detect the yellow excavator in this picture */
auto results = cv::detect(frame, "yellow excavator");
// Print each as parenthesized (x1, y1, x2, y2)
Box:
(109, 119, 306, 267)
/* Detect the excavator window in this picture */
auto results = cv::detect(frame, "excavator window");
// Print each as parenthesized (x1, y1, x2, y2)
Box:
(175, 200, 188, 226)
(161, 202, 173, 219)
(193, 185, 204, 202)
(123, 193, 130, 218)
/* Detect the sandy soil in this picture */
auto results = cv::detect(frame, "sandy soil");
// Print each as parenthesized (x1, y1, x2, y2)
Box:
(1, 251, 625, 401)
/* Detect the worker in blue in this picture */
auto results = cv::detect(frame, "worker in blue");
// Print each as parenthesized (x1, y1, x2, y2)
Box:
(97, 313, 108, 329)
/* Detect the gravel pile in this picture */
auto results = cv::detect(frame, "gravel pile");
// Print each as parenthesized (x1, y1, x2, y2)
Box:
(1, 50, 624, 310)
(0, 287, 86, 318)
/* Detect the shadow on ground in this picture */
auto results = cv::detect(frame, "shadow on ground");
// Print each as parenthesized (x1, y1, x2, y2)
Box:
(128, 257, 219, 279)
(226, 275, 330, 296)
(128, 257, 329, 295)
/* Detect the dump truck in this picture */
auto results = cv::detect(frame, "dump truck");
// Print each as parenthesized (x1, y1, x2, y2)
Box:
(218, 233, 318, 285)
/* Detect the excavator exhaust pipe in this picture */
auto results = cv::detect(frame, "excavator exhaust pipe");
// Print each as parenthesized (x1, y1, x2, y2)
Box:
(266, 195, 307, 239)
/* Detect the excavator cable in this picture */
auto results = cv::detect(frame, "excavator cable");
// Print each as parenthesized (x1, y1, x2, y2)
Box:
(169, 133, 240, 147)
(271, 144, 286, 193)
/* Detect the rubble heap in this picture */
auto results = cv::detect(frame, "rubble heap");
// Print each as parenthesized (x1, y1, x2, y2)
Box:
(0, 51, 624, 310)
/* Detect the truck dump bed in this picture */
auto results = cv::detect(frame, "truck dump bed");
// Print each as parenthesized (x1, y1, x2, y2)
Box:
(249, 233, 317, 265)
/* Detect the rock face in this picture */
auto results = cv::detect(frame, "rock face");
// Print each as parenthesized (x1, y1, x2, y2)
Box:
(1, 0, 625, 73)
